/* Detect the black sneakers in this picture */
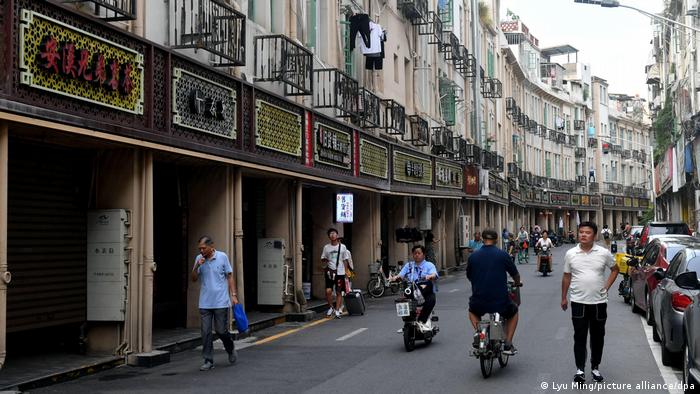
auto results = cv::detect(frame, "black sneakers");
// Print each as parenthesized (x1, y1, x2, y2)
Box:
(573, 369, 585, 383)
(591, 369, 604, 382)
(502, 343, 518, 355)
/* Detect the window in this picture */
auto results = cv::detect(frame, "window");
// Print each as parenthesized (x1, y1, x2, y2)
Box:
(306, 0, 317, 49)
(666, 250, 684, 278)
(394, 54, 399, 83)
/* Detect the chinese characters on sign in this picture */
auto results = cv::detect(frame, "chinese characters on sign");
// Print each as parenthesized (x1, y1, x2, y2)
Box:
(405, 161, 425, 178)
(316, 125, 352, 169)
(20, 9, 144, 114)
(393, 151, 432, 185)
(336, 193, 353, 223)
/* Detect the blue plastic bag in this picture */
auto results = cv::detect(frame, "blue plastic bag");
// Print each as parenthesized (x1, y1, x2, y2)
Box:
(233, 303, 248, 332)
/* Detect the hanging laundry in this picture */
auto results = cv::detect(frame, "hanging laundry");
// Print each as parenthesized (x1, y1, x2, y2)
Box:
(349, 14, 371, 51)
(363, 23, 386, 70)
(360, 21, 384, 55)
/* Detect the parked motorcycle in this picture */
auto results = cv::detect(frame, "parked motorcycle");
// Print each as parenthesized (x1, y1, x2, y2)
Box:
(471, 281, 523, 378)
(538, 245, 552, 277)
(395, 280, 439, 352)
(618, 255, 636, 304)
(567, 230, 576, 244)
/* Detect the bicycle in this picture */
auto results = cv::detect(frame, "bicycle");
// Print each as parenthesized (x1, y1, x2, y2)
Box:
(367, 260, 400, 298)
(515, 242, 529, 264)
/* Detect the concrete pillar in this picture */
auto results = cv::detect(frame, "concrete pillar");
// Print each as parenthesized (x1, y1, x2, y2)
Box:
(140, 151, 154, 352)
(0, 123, 8, 369)
(234, 169, 245, 308)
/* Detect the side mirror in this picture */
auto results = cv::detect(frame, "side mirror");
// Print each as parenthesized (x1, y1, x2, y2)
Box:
(652, 267, 666, 280)
(675, 271, 700, 290)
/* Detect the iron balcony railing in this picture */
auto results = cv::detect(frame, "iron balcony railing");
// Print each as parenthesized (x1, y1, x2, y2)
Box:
(621, 149, 632, 160)
(506, 97, 516, 115)
(524, 171, 533, 185)
(313, 68, 359, 119)
(519, 113, 529, 128)
(173, 0, 246, 67)
(453, 137, 468, 162)
(254, 34, 313, 96)
(481, 78, 502, 98)
(576, 175, 587, 186)
(405, 115, 430, 146)
(481, 150, 494, 169)
(443, 32, 460, 62)
(418, 11, 443, 46)
(556, 132, 566, 144)
(359, 87, 381, 128)
(575, 147, 586, 157)
(464, 144, 482, 165)
(549, 129, 557, 141)
(574, 120, 585, 130)
(589, 182, 599, 193)
(398, 0, 428, 22)
(431, 127, 454, 156)
(496, 154, 504, 172)
(381, 99, 406, 136)
(63, 0, 136, 21)
(538, 123, 547, 136)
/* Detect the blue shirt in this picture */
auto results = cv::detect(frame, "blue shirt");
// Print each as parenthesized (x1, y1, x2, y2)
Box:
(467, 245, 519, 310)
(468, 239, 483, 251)
(398, 260, 439, 293)
(195, 250, 233, 309)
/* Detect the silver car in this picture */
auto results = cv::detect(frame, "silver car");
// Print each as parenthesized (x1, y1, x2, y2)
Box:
(679, 272, 700, 391)
(651, 248, 700, 366)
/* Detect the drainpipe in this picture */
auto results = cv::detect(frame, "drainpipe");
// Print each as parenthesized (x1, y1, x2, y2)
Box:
(0, 123, 9, 369)
(141, 151, 155, 352)
(234, 168, 245, 308)
(294, 181, 303, 308)
(131, 0, 146, 37)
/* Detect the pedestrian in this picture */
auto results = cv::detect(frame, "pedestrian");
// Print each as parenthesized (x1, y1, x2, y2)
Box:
(191, 236, 238, 371)
(601, 224, 611, 250)
(321, 228, 352, 319)
(424, 230, 439, 266)
(466, 231, 483, 252)
(561, 222, 619, 383)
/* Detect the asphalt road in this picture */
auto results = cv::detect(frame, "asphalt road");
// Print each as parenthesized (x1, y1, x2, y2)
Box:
(35, 243, 686, 394)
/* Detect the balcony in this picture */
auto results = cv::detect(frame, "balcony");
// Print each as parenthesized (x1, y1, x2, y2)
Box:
(63, 0, 136, 21)
(538, 123, 547, 136)
(464, 144, 482, 165)
(576, 175, 587, 186)
(518, 113, 529, 128)
(481, 150, 495, 169)
(496, 155, 505, 173)
(589, 182, 599, 193)
(574, 120, 585, 130)
(621, 149, 632, 160)
(173, 0, 246, 67)
(431, 127, 454, 156)
(359, 88, 381, 128)
(507, 162, 518, 178)
(548, 129, 557, 141)
(418, 11, 443, 46)
(380, 99, 406, 136)
(611, 144, 622, 155)
(605, 182, 622, 194)
(404, 115, 430, 146)
(575, 147, 586, 158)
(511, 105, 521, 121)
(524, 171, 533, 185)
(540, 63, 565, 90)
(254, 35, 313, 96)
(506, 97, 516, 115)
(481, 78, 503, 98)
(556, 132, 566, 144)
(453, 137, 468, 161)
(588, 137, 598, 148)
(454, 46, 477, 78)
(313, 69, 359, 118)
(442, 32, 460, 61)
(399, 0, 429, 23)
(439, 77, 460, 126)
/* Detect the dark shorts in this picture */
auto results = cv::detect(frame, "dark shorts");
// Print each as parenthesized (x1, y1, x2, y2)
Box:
(325, 274, 346, 292)
(469, 301, 519, 320)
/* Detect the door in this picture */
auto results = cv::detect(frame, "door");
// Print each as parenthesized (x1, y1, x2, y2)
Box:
(633, 244, 658, 308)
(655, 252, 685, 342)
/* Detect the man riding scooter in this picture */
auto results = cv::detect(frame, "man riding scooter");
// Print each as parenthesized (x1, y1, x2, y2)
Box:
(536, 230, 554, 274)
(389, 245, 438, 333)
(467, 229, 522, 355)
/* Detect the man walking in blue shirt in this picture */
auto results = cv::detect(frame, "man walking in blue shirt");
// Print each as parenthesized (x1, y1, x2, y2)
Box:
(467, 229, 522, 355)
(191, 236, 239, 371)
(390, 245, 439, 333)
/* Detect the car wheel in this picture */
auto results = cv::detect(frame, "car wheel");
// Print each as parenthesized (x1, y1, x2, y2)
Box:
(646, 292, 655, 326)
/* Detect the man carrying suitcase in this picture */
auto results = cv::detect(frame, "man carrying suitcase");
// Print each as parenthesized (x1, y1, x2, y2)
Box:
(321, 228, 352, 319)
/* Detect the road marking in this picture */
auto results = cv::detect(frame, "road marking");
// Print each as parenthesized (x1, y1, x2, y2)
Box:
(253, 318, 331, 346)
(449, 289, 460, 293)
(641, 316, 684, 394)
(336, 328, 368, 341)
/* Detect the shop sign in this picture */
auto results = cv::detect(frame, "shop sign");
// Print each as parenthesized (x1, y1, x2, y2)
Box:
(603, 195, 615, 206)
(172, 68, 236, 138)
(639, 198, 649, 208)
(550, 192, 571, 206)
(255, 99, 303, 157)
(571, 194, 580, 206)
(624, 197, 632, 207)
(590, 196, 601, 207)
(335, 193, 353, 223)
(359, 139, 388, 179)
(615, 196, 624, 206)
(19, 9, 144, 114)
(315, 124, 352, 169)
(465, 166, 479, 195)
(393, 151, 432, 185)
(581, 195, 590, 206)
(633, 198, 639, 208)
(436, 162, 463, 189)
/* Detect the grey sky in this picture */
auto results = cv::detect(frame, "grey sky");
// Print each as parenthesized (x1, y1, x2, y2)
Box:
(500, 0, 662, 97)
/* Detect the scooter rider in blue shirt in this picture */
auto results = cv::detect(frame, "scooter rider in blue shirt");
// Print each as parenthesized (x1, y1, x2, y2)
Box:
(390, 245, 439, 333)
(467, 229, 522, 355)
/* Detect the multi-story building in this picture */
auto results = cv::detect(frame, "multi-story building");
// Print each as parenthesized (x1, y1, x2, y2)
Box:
(0, 0, 652, 375)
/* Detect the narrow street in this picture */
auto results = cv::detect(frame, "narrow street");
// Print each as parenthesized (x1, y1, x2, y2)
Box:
(34, 244, 683, 394)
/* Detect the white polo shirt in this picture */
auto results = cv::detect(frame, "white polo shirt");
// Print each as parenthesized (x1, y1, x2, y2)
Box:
(563, 244, 615, 304)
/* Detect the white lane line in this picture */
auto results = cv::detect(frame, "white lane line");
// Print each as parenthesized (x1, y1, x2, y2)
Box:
(641, 316, 683, 394)
(336, 328, 368, 341)
(449, 289, 460, 293)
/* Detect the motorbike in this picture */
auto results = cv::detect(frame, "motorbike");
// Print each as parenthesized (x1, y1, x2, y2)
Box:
(618, 255, 637, 304)
(537, 245, 552, 276)
(472, 281, 523, 378)
(567, 230, 576, 244)
(394, 280, 439, 352)
(550, 233, 563, 247)
(530, 232, 541, 250)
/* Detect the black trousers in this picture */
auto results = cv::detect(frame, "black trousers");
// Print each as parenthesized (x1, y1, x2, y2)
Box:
(418, 292, 436, 323)
(571, 302, 607, 370)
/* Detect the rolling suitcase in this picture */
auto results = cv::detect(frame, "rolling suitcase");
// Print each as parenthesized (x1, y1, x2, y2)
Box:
(344, 289, 366, 316)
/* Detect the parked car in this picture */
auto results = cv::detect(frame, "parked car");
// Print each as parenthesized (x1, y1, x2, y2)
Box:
(628, 236, 698, 325)
(680, 271, 700, 392)
(638, 222, 692, 253)
(651, 248, 700, 366)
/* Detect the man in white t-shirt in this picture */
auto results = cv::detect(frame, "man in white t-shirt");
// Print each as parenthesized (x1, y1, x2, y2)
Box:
(321, 228, 351, 319)
(561, 222, 619, 384)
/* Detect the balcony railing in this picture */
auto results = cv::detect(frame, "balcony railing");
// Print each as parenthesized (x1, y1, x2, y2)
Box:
(380, 99, 406, 136)
(431, 127, 454, 156)
(507, 162, 517, 178)
(496, 155, 504, 172)
(398, 0, 428, 23)
(63, 0, 136, 21)
(481, 78, 502, 98)
(576, 175, 587, 186)
(540, 62, 564, 90)
(457, 50, 477, 79)
(556, 132, 566, 144)
(453, 137, 468, 161)
(506, 97, 516, 115)
(589, 182, 599, 193)
(405, 115, 430, 146)
(442, 32, 460, 61)
(574, 120, 585, 130)
(575, 147, 586, 158)
(549, 129, 557, 141)
(254, 35, 313, 96)
(313, 69, 359, 118)
(481, 150, 494, 169)
(621, 149, 632, 160)
(524, 171, 533, 185)
(538, 123, 547, 136)
(173, 0, 246, 66)
(588, 137, 598, 148)
(418, 11, 443, 46)
(464, 144, 482, 165)
(359, 88, 381, 128)
(511, 105, 521, 121)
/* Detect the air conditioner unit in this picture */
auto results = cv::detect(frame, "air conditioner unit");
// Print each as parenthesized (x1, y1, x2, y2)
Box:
(458, 215, 471, 248)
